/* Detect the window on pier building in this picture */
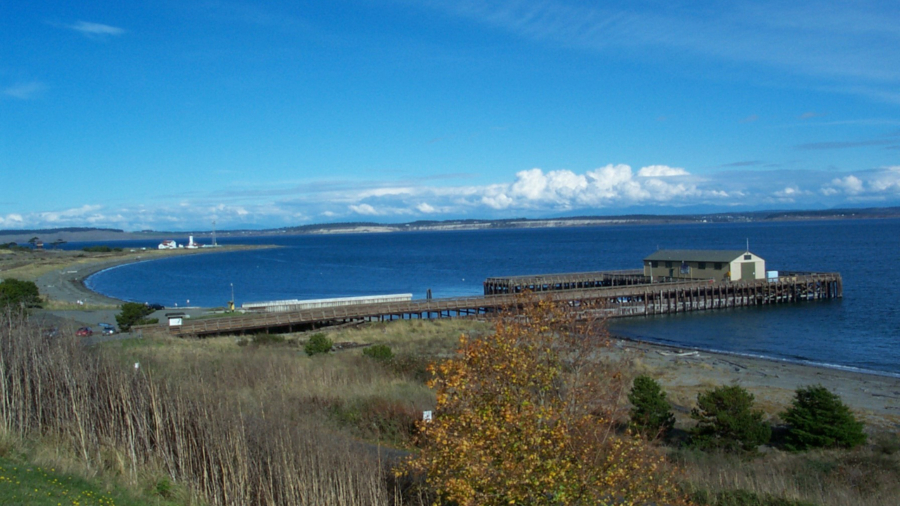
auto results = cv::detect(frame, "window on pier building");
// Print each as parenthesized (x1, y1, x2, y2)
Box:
(714, 263, 722, 270)
(744, 254, 752, 260)
(651, 261, 658, 268)
(698, 262, 706, 269)
(665, 261, 672, 268)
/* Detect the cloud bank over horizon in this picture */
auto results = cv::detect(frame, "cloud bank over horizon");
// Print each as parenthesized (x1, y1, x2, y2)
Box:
(3, 164, 900, 231)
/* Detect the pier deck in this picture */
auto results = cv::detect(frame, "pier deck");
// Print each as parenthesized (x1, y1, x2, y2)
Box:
(171, 271, 842, 337)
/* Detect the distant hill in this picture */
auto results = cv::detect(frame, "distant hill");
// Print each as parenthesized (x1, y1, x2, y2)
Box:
(2, 206, 899, 243)
(0, 227, 124, 237)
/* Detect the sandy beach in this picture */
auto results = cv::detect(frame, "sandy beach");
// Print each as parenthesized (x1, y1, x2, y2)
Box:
(615, 338, 900, 431)
(0, 245, 271, 331)
(21, 245, 272, 307)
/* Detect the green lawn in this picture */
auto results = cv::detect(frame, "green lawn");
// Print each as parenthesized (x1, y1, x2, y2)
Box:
(0, 457, 173, 506)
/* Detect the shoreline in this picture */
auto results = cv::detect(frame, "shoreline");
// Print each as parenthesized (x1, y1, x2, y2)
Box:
(615, 334, 900, 380)
(34, 245, 275, 307)
(614, 337, 900, 430)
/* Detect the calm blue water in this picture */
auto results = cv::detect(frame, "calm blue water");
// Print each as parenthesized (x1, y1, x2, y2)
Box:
(83, 219, 900, 375)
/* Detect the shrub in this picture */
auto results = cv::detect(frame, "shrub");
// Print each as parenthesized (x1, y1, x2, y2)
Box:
(115, 302, 154, 331)
(781, 385, 866, 451)
(82, 245, 113, 252)
(250, 333, 286, 346)
(304, 333, 333, 356)
(330, 397, 419, 444)
(691, 385, 771, 453)
(628, 375, 675, 438)
(0, 278, 41, 309)
(362, 344, 394, 361)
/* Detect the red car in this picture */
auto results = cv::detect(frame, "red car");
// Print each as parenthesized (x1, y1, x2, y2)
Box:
(75, 327, 93, 337)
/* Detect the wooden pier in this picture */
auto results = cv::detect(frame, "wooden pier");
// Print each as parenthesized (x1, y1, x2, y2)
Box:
(171, 271, 842, 337)
(484, 269, 649, 295)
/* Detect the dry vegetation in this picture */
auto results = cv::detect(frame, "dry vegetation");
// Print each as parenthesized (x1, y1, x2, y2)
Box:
(0, 311, 488, 505)
(1, 304, 898, 505)
(679, 444, 900, 506)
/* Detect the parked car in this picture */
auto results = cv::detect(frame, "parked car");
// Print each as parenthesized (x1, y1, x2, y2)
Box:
(146, 303, 165, 311)
(75, 327, 93, 337)
(98, 323, 115, 335)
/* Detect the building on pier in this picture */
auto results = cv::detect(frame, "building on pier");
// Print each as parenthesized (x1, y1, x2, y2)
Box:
(643, 249, 765, 282)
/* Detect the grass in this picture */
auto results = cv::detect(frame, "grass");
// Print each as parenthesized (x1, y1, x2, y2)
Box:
(0, 251, 132, 281)
(678, 446, 900, 506)
(0, 456, 180, 506)
(41, 300, 119, 311)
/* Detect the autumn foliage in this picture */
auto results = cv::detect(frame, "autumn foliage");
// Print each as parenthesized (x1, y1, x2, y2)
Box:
(400, 297, 690, 506)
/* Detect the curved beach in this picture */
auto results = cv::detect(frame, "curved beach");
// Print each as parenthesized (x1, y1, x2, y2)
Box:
(33, 245, 272, 307)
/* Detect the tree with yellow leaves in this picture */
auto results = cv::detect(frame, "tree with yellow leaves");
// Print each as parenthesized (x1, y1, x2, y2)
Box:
(400, 296, 691, 506)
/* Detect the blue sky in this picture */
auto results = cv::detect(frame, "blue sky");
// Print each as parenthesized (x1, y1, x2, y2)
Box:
(2, 0, 900, 231)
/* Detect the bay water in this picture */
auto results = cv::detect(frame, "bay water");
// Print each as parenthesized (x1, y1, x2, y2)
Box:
(82, 219, 900, 375)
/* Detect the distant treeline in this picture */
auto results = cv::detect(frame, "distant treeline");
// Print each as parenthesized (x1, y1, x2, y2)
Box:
(0, 227, 124, 236)
(81, 245, 123, 253)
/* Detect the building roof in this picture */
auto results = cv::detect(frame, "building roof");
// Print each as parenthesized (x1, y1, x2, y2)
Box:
(644, 249, 753, 263)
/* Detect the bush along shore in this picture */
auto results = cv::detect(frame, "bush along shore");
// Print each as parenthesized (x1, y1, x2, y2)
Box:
(0, 300, 899, 505)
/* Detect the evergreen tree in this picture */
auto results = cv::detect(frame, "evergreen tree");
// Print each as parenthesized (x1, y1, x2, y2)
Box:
(781, 385, 866, 451)
(0, 278, 41, 309)
(116, 302, 155, 331)
(628, 375, 675, 438)
(690, 385, 771, 453)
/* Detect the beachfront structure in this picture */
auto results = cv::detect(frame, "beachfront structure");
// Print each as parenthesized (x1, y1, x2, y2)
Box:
(158, 240, 177, 250)
(643, 249, 765, 282)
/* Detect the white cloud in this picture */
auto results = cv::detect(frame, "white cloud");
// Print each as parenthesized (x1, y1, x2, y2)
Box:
(818, 167, 900, 198)
(441, 164, 720, 212)
(349, 203, 379, 215)
(358, 187, 415, 198)
(637, 165, 689, 177)
(2, 82, 46, 100)
(772, 186, 810, 202)
(868, 166, 900, 193)
(38, 205, 105, 223)
(68, 21, 125, 37)
(829, 175, 864, 194)
(481, 192, 514, 210)
(416, 202, 437, 213)
(0, 214, 25, 227)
